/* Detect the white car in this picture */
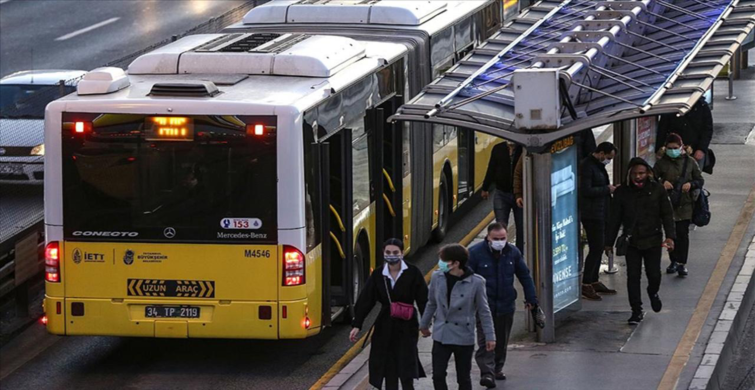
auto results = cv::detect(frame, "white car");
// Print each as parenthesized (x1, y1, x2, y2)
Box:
(1, 70, 86, 184)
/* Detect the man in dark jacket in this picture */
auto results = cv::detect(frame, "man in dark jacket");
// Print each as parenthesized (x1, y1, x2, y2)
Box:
(482, 142, 524, 252)
(655, 98, 713, 169)
(579, 142, 618, 301)
(468, 223, 538, 387)
(606, 158, 676, 325)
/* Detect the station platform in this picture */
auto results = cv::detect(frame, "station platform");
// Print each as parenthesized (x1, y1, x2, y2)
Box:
(326, 63, 755, 390)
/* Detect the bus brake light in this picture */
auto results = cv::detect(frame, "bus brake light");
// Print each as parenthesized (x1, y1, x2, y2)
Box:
(283, 246, 305, 286)
(246, 124, 265, 136)
(74, 121, 92, 134)
(45, 242, 61, 283)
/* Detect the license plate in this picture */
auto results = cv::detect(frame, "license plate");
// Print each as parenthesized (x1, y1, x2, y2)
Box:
(0, 163, 23, 175)
(145, 306, 200, 318)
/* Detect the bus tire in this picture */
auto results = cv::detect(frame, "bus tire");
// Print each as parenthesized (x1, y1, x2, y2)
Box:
(432, 173, 450, 242)
(343, 240, 367, 323)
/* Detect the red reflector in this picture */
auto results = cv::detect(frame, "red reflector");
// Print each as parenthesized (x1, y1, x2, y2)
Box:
(259, 306, 272, 320)
(46, 272, 60, 283)
(40, 316, 48, 325)
(304, 317, 311, 329)
(282, 305, 288, 319)
(56, 301, 62, 315)
(74, 121, 92, 134)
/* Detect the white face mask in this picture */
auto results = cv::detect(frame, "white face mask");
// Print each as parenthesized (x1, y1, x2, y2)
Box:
(490, 240, 507, 251)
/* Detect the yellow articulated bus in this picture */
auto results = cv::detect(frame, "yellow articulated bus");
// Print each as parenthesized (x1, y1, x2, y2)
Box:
(43, 1, 507, 339)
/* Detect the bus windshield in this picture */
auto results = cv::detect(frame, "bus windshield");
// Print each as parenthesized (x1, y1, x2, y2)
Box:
(61, 113, 277, 243)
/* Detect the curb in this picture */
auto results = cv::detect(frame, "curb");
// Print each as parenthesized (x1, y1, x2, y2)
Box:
(689, 236, 755, 390)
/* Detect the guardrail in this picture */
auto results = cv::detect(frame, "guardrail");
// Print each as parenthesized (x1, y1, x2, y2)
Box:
(0, 221, 44, 315)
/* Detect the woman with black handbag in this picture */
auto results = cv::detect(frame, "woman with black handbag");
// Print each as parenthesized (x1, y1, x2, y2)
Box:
(349, 238, 429, 390)
(653, 133, 705, 277)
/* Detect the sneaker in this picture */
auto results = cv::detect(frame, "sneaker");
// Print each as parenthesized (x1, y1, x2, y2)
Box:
(480, 374, 496, 388)
(650, 293, 663, 313)
(628, 311, 645, 325)
(582, 284, 602, 301)
(677, 264, 688, 277)
(592, 281, 617, 295)
(495, 372, 507, 381)
(666, 262, 678, 274)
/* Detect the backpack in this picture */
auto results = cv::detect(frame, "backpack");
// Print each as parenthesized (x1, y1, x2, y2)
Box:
(692, 188, 711, 227)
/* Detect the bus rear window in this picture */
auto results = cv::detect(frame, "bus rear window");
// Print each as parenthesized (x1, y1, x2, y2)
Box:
(61, 113, 277, 243)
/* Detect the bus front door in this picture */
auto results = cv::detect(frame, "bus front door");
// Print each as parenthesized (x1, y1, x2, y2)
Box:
(322, 131, 356, 321)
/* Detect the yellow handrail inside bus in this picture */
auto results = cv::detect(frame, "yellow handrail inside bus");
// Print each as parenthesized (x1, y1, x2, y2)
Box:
(329, 232, 347, 259)
(382, 169, 396, 193)
(382, 193, 396, 217)
(330, 205, 346, 232)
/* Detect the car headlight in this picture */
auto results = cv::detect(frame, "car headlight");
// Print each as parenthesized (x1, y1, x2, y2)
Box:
(31, 144, 45, 156)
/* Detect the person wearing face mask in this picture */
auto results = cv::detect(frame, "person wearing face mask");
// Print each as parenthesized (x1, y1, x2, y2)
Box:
(653, 133, 704, 277)
(606, 158, 676, 324)
(350, 238, 428, 390)
(420, 244, 495, 390)
(579, 142, 619, 301)
(466, 223, 538, 387)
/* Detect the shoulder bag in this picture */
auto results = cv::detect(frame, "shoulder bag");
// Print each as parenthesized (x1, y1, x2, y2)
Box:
(383, 276, 415, 321)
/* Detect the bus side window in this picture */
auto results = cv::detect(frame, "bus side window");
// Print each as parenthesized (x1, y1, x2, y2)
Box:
(303, 118, 321, 252)
(478, 1, 502, 42)
(402, 122, 411, 178)
(431, 26, 455, 78)
(351, 122, 371, 215)
(455, 17, 474, 61)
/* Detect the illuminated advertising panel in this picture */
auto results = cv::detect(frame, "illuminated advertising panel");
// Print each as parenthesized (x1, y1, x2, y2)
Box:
(550, 138, 580, 313)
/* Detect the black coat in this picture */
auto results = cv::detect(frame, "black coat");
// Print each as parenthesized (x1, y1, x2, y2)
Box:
(482, 143, 522, 193)
(579, 155, 611, 221)
(352, 263, 428, 388)
(606, 159, 677, 250)
(655, 99, 714, 154)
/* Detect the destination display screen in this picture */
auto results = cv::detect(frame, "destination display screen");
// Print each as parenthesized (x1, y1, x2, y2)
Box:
(146, 116, 194, 141)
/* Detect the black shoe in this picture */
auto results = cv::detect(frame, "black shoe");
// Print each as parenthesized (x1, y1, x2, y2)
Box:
(677, 264, 688, 277)
(666, 262, 678, 274)
(480, 374, 496, 388)
(495, 371, 507, 381)
(650, 293, 663, 313)
(628, 311, 645, 325)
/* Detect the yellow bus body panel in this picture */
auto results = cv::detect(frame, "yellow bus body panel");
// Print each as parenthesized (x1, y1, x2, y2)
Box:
(45, 242, 321, 338)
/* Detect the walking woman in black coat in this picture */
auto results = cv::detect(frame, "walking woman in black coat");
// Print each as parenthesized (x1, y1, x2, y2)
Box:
(350, 238, 429, 390)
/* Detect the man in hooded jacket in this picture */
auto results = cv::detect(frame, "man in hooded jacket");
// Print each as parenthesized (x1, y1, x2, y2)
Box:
(606, 158, 676, 324)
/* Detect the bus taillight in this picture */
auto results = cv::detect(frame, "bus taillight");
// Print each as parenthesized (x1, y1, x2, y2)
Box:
(283, 246, 305, 286)
(45, 242, 61, 283)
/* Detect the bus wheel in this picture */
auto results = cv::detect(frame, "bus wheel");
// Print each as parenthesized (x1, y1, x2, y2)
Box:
(432, 173, 450, 242)
(343, 242, 367, 323)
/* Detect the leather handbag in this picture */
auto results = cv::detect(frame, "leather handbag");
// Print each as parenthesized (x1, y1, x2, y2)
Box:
(384, 277, 415, 321)
(615, 234, 630, 257)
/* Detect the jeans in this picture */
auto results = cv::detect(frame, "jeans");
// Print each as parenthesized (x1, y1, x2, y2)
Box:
(432, 341, 474, 390)
(582, 219, 606, 284)
(493, 190, 524, 253)
(475, 313, 514, 376)
(626, 246, 662, 313)
(670, 220, 691, 265)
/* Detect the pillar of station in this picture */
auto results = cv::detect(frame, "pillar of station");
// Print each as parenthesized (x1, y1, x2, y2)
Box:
(523, 135, 581, 343)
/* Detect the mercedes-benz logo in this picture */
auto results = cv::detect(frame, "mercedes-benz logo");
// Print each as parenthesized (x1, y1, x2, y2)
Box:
(0, 148, 5, 156)
(163, 227, 176, 239)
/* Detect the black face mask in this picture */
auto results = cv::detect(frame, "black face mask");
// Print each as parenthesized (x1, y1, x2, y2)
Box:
(384, 255, 402, 265)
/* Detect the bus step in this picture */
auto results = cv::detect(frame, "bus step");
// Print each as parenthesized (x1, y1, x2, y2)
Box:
(330, 306, 346, 322)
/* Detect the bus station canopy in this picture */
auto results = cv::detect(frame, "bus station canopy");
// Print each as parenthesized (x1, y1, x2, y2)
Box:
(390, 0, 755, 150)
